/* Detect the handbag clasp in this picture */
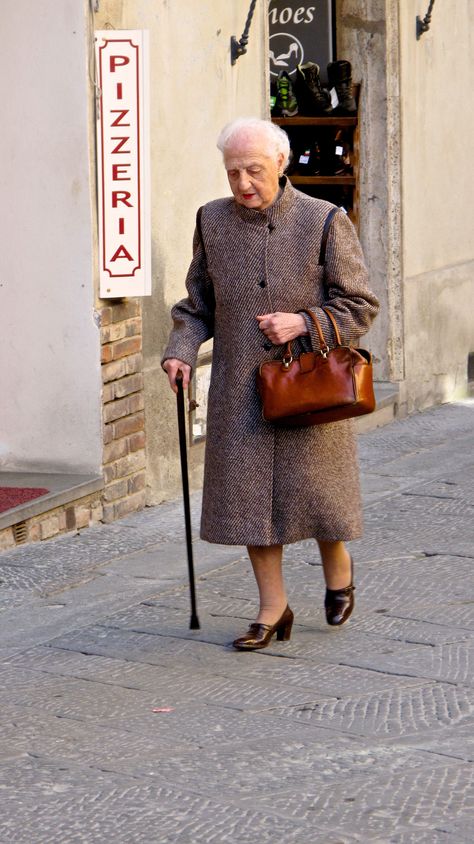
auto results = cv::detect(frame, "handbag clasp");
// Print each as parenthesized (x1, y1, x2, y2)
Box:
(282, 353, 293, 369)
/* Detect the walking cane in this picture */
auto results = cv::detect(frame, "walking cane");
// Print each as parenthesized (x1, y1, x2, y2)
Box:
(175, 372, 200, 630)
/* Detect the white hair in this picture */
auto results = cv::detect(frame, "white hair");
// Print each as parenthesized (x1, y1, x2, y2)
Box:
(216, 117, 291, 171)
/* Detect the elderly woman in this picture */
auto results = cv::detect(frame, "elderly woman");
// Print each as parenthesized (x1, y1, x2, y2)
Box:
(162, 117, 379, 650)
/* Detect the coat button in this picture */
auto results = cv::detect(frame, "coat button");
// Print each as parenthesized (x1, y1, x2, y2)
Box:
(258, 279, 266, 288)
(263, 341, 272, 350)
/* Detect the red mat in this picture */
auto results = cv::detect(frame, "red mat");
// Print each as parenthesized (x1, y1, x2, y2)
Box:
(0, 487, 50, 514)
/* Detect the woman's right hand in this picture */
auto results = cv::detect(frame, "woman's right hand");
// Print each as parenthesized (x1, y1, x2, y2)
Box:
(162, 359, 192, 394)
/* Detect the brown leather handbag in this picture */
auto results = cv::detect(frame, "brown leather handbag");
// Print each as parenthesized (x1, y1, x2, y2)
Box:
(256, 307, 375, 426)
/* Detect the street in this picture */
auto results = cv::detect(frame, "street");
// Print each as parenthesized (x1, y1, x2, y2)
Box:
(1, 400, 473, 843)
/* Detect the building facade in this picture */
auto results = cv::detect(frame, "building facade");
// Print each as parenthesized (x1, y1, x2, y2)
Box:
(1, 0, 473, 549)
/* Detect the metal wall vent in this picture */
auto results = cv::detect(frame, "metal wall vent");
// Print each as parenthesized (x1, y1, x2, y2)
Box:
(468, 352, 474, 383)
(12, 521, 28, 544)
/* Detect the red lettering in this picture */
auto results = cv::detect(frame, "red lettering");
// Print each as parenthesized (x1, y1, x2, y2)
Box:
(119, 218, 125, 235)
(112, 191, 133, 208)
(110, 110, 130, 127)
(110, 137, 131, 154)
(112, 163, 131, 181)
(110, 55, 130, 72)
(110, 244, 134, 262)
(116, 82, 123, 99)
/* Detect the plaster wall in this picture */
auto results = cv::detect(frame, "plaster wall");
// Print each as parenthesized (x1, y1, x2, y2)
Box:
(399, 0, 474, 410)
(94, 1, 269, 502)
(0, 1, 102, 473)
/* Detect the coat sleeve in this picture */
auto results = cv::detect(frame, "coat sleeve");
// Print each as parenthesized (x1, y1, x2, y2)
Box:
(300, 209, 379, 351)
(161, 216, 215, 374)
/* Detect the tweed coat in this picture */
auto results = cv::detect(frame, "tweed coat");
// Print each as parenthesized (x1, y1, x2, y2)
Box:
(162, 178, 379, 546)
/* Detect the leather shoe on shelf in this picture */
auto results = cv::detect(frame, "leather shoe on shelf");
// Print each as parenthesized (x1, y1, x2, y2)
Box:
(232, 605, 294, 651)
(325, 558, 355, 626)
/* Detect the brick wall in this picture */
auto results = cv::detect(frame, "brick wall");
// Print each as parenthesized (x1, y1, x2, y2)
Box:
(100, 299, 147, 523)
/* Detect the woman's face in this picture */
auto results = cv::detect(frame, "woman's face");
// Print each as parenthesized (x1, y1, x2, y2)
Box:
(224, 133, 284, 211)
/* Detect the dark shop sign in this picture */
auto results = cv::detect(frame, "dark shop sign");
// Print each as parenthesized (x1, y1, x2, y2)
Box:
(268, 1, 334, 82)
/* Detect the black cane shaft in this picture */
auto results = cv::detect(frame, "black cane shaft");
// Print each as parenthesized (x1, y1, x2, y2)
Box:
(176, 375, 200, 629)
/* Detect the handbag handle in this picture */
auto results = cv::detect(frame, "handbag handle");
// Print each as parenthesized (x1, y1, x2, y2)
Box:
(282, 307, 342, 368)
(282, 308, 330, 367)
(302, 309, 330, 352)
(321, 307, 343, 346)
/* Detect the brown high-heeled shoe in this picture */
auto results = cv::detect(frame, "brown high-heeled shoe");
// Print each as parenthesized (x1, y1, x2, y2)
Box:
(325, 558, 355, 626)
(232, 605, 294, 651)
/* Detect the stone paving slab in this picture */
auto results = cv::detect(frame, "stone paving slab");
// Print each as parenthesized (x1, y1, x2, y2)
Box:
(412, 474, 474, 502)
(398, 722, 474, 762)
(6, 642, 427, 712)
(386, 601, 474, 631)
(83, 737, 459, 799)
(360, 472, 430, 504)
(266, 681, 474, 737)
(357, 402, 474, 467)
(354, 507, 474, 559)
(0, 750, 471, 843)
(8, 656, 471, 744)
(351, 555, 473, 609)
(0, 762, 368, 844)
(0, 533, 240, 593)
(0, 663, 344, 746)
(386, 832, 459, 844)
(41, 614, 431, 675)
(101, 587, 474, 648)
(237, 760, 474, 841)
(340, 638, 474, 687)
(346, 611, 474, 646)
(0, 706, 191, 763)
(363, 440, 474, 481)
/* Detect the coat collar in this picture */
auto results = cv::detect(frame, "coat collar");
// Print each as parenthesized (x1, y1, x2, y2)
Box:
(233, 176, 297, 226)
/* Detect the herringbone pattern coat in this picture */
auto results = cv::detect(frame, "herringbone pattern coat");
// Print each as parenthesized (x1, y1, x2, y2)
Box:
(163, 179, 379, 545)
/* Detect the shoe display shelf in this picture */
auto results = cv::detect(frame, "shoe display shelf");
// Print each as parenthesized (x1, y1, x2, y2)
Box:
(272, 86, 360, 229)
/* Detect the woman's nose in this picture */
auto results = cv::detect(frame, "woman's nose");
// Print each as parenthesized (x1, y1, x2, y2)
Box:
(238, 171, 251, 190)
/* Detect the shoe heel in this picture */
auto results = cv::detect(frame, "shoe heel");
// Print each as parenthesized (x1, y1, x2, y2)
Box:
(276, 618, 293, 641)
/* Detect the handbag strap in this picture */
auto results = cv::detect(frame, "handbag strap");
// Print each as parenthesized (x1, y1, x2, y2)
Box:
(318, 206, 339, 266)
(196, 206, 204, 246)
(301, 309, 329, 351)
(321, 307, 343, 346)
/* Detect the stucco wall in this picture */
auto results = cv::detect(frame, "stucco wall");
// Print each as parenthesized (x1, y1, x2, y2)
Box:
(93, 1, 269, 502)
(0, 1, 102, 473)
(399, 0, 474, 410)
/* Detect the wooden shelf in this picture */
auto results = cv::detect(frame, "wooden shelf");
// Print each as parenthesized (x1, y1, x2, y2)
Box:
(272, 88, 360, 229)
(289, 175, 356, 186)
(273, 116, 357, 127)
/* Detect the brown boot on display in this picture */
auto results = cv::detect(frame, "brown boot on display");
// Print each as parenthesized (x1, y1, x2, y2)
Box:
(294, 62, 332, 115)
(327, 60, 357, 115)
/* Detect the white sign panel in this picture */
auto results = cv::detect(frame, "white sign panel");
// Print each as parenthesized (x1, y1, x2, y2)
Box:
(95, 30, 151, 297)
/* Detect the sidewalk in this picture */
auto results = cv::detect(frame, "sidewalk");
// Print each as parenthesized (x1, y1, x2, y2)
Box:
(1, 400, 473, 843)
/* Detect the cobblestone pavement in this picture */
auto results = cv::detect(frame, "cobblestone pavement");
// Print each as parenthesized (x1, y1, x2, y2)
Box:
(1, 400, 474, 843)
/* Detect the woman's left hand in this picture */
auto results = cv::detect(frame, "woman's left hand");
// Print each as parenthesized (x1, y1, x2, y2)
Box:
(256, 312, 308, 345)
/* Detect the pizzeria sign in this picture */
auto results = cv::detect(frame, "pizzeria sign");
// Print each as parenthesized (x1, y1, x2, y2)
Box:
(95, 30, 151, 297)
